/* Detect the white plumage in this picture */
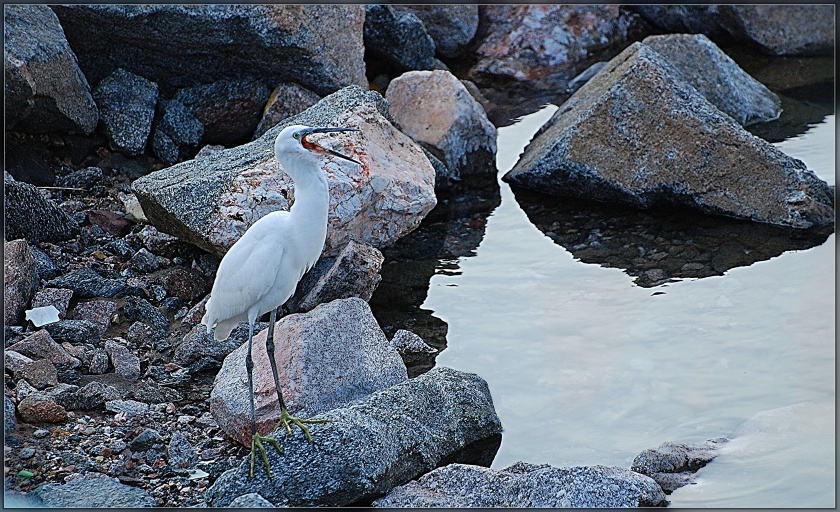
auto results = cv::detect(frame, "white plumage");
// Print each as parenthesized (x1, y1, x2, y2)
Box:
(199, 123, 360, 478)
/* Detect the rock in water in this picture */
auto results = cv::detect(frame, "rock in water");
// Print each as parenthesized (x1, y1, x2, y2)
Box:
(641, 33, 781, 126)
(51, 5, 366, 96)
(205, 366, 502, 506)
(632, 438, 728, 493)
(132, 85, 437, 257)
(209, 298, 408, 447)
(387, 70, 497, 177)
(4, 5, 98, 134)
(503, 43, 834, 229)
(373, 461, 667, 507)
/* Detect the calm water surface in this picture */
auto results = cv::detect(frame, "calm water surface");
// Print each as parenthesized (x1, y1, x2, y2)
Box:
(423, 105, 835, 507)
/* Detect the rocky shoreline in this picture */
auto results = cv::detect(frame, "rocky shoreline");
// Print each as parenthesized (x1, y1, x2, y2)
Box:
(5, 4, 834, 508)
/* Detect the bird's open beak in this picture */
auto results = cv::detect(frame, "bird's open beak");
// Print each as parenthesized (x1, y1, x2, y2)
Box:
(302, 127, 361, 165)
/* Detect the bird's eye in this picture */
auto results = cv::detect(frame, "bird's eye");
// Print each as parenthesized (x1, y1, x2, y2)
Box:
(293, 132, 301, 140)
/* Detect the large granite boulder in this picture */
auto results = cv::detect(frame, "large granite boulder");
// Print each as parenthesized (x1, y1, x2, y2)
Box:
(503, 43, 834, 229)
(386, 70, 497, 177)
(51, 5, 367, 96)
(91, 68, 158, 155)
(373, 461, 667, 507)
(206, 366, 502, 506)
(209, 298, 408, 446)
(394, 5, 479, 59)
(641, 33, 781, 126)
(364, 5, 437, 73)
(5, 5, 98, 134)
(132, 86, 437, 258)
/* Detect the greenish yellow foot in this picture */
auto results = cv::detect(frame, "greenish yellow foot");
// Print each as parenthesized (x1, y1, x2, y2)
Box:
(250, 432, 282, 478)
(276, 408, 327, 442)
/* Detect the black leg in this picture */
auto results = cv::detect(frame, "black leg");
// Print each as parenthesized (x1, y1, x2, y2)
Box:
(265, 307, 288, 412)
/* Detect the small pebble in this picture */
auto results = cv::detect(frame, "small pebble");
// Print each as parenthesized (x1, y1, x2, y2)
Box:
(33, 429, 50, 438)
(20, 447, 36, 459)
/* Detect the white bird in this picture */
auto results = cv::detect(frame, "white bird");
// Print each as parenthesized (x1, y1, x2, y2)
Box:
(201, 124, 361, 478)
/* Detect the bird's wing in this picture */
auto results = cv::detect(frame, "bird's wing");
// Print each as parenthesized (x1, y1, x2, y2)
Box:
(204, 212, 289, 325)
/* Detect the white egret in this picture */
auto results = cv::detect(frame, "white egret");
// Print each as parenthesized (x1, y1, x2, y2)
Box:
(201, 124, 361, 478)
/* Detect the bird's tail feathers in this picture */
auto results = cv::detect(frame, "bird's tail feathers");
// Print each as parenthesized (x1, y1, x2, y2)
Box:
(213, 318, 239, 341)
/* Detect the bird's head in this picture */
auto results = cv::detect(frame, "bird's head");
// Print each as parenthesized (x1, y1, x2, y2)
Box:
(274, 125, 361, 171)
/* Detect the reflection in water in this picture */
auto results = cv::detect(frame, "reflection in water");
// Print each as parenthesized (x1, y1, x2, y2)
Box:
(511, 187, 834, 287)
(369, 178, 501, 376)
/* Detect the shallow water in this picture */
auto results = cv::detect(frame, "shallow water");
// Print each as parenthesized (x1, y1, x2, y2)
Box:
(418, 102, 835, 505)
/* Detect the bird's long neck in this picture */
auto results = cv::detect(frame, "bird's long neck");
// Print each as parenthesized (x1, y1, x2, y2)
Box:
(288, 167, 330, 243)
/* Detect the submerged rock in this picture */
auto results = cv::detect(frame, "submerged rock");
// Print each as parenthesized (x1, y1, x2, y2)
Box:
(4, 5, 98, 134)
(210, 298, 407, 446)
(374, 461, 667, 507)
(387, 70, 497, 178)
(4, 239, 39, 326)
(206, 366, 502, 506)
(632, 438, 728, 493)
(503, 43, 834, 229)
(132, 86, 437, 257)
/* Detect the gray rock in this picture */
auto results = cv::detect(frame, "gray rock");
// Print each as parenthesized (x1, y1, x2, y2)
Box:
(15, 359, 59, 390)
(4, 395, 16, 436)
(32, 473, 155, 507)
(130, 427, 163, 451)
(172, 322, 268, 367)
(44, 319, 101, 344)
(4, 5, 98, 134)
(52, 5, 366, 96)
(4, 174, 80, 244)
(373, 461, 667, 507)
(641, 33, 781, 126)
(122, 296, 169, 330)
(632, 438, 728, 493)
(394, 5, 479, 59)
(390, 329, 436, 357)
(31, 288, 74, 319)
(128, 248, 160, 273)
(92, 68, 158, 155)
(87, 348, 110, 375)
(104, 339, 142, 382)
(205, 366, 502, 506)
(15, 379, 38, 402)
(43, 382, 80, 404)
(631, 5, 834, 57)
(29, 246, 62, 281)
(17, 391, 67, 423)
(503, 42, 834, 229)
(152, 99, 204, 164)
(253, 82, 322, 139)
(290, 240, 384, 313)
(55, 167, 104, 190)
(7, 329, 80, 368)
(104, 399, 149, 417)
(71, 299, 119, 334)
(5, 145, 55, 186)
(132, 85, 436, 258)
(386, 69, 497, 176)
(229, 493, 274, 508)
(210, 298, 408, 446)
(63, 380, 122, 410)
(364, 5, 437, 72)
(5, 351, 34, 374)
(174, 78, 270, 145)
(131, 225, 182, 258)
(46, 266, 142, 298)
(4, 239, 39, 325)
(167, 431, 199, 469)
(468, 5, 644, 93)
